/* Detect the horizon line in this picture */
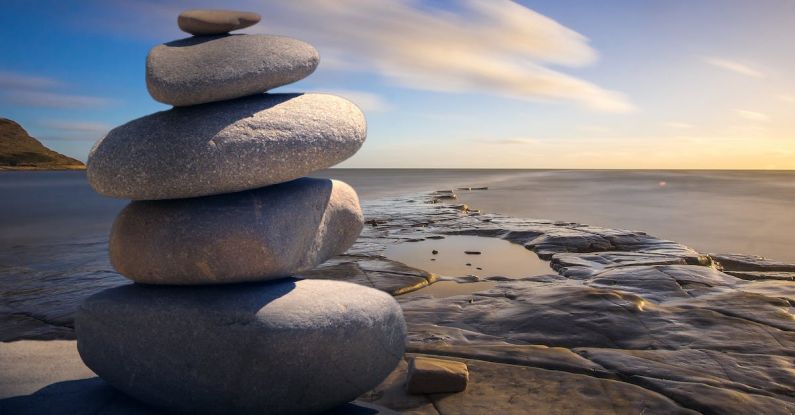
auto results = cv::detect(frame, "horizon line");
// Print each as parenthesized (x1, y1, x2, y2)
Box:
(323, 167, 795, 172)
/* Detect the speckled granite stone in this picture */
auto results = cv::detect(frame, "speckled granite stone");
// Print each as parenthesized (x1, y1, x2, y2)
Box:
(109, 178, 363, 284)
(87, 93, 366, 200)
(75, 278, 406, 414)
(146, 34, 318, 106)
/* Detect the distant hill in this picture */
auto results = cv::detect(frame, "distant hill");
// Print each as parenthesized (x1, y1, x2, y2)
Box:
(0, 118, 85, 170)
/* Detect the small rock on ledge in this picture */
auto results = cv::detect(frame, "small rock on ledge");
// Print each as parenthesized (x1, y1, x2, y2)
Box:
(406, 356, 469, 395)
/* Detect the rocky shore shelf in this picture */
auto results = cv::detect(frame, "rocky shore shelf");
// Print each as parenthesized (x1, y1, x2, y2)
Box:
(2, 189, 794, 414)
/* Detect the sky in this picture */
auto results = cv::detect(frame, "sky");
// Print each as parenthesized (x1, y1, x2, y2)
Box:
(1, 0, 793, 169)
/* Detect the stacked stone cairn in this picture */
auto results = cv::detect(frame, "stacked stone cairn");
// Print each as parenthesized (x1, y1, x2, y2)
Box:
(76, 9, 406, 415)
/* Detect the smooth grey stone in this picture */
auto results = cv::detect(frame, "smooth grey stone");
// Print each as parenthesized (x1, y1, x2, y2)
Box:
(178, 9, 260, 36)
(87, 93, 366, 200)
(75, 279, 407, 414)
(147, 35, 318, 106)
(109, 178, 363, 285)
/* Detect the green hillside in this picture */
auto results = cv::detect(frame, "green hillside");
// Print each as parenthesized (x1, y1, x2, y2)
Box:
(0, 118, 85, 170)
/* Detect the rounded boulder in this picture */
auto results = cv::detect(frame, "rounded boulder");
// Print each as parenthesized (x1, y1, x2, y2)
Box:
(87, 93, 366, 200)
(147, 34, 318, 106)
(76, 278, 407, 414)
(109, 178, 364, 285)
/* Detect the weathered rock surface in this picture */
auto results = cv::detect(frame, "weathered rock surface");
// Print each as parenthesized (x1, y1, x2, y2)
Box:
(551, 251, 690, 279)
(710, 252, 795, 272)
(577, 348, 795, 411)
(363, 355, 698, 415)
(177, 9, 260, 36)
(4, 191, 795, 413)
(711, 253, 795, 282)
(110, 178, 363, 284)
(0, 340, 95, 399)
(75, 279, 406, 414)
(147, 35, 319, 106)
(406, 356, 468, 394)
(87, 93, 366, 200)
(401, 279, 794, 355)
(298, 256, 437, 295)
(725, 270, 795, 281)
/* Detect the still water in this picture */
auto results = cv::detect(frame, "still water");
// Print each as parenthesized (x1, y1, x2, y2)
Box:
(385, 235, 552, 298)
(385, 235, 550, 279)
(2, 169, 794, 261)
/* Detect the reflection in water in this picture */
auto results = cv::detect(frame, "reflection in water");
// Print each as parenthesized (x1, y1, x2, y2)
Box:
(386, 235, 550, 278)
(385, 235, 550, 298)
(402, 280, 498, 298)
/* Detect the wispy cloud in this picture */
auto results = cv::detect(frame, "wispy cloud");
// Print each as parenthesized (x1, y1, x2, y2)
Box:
(39, 120, 112, 133)
(734, 109, 770, 122)
(0, 69, 116, 110)
(409, 112, 470, 121)
(665, 122, 694, 129)
(0, 71, 63, 89)
(311, 89, 391, 112)
(578, 125, 611, 133)
(37, 120, 111, 142)
(5, 91, 116, 108)
(702, 57, 764, 78)
(476, 137, 540, 145)
(39, 135, 103, 142)
(779, 94, 795, 103)
(102, 0, 634, 113)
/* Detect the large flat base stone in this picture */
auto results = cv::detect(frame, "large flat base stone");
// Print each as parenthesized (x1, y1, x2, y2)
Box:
(0, 340, 396, 414)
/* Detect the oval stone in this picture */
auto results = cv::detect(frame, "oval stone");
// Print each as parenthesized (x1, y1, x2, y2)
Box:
(87, 93, 366, 200)
(109, 178, 363, 285)
(178, 9, 261, 36)
(147, 34, 319, 106)
(76, 279, 407, 414)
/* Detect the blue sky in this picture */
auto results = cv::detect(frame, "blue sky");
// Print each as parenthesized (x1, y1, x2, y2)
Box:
(1, 0, 793, 168)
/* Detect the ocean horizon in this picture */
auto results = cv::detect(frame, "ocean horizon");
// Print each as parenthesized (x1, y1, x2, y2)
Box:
(2, 168, 794, 262)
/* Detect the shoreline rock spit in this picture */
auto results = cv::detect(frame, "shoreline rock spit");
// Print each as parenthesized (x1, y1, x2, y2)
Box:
(79, 9, 406, 414)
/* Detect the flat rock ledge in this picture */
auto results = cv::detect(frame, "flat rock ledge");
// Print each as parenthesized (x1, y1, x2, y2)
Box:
(2, 192, 794, 414)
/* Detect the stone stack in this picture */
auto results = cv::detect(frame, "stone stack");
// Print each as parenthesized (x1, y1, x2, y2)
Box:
(76, 9, 406, 415)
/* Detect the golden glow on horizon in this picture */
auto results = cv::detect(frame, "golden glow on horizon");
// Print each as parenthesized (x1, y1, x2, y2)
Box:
(4, 0, 793, 170)
(345, 128, 795, 170)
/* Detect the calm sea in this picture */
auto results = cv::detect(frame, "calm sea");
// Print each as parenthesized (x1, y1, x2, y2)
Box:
(1, 169, 794, 261)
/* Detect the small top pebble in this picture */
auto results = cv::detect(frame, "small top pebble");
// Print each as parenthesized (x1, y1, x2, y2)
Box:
(178, 9, 261, 36)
